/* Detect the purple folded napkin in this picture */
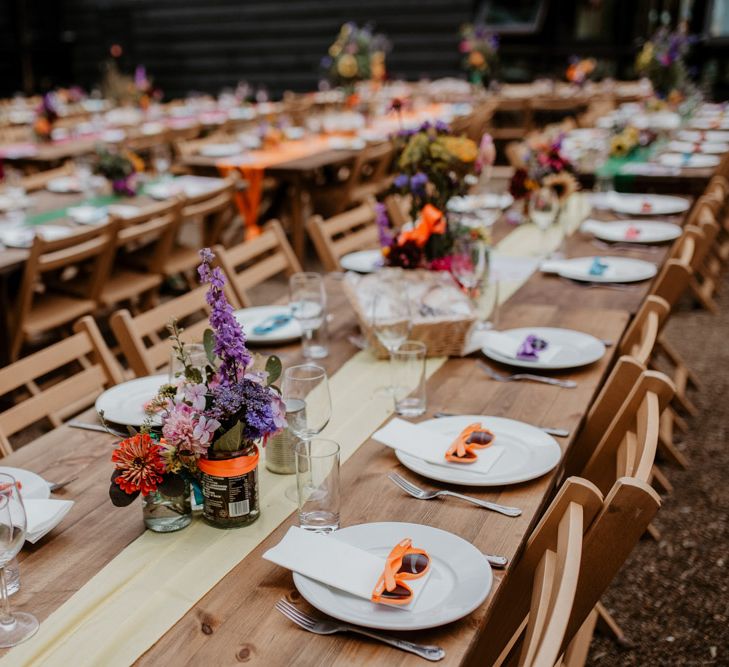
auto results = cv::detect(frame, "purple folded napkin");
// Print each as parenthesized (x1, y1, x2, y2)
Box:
(516, 335, 549, 361)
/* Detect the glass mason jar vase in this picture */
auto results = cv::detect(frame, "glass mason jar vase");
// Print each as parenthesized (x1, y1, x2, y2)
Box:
(142, 479, 192, 533)
(198, 442, 261, 528)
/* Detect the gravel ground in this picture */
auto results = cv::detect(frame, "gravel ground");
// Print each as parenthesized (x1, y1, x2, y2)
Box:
(587, 273, 729, 667)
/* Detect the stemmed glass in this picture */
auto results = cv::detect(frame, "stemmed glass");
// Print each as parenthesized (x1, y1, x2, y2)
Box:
(451, 236, 488, 300)
(0, 473, 38, 647)
(289, 273, 327, 359)
(529, 186, 559, 255)
(152, 145, 172, 181)
(371, 288, 412, 394)
(281, 364, 332, 502)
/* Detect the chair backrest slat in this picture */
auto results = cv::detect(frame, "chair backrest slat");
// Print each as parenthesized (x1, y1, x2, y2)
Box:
(619, 295, 670, 365)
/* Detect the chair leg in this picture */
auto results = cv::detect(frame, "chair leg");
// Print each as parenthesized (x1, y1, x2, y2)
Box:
(645, 522, 662, 542)
(658, 428, 690, 470)
(595, 602, 633, 648)
(656, 337, 702, 390)
(650, 465, 674, 495)
(689, 275, 719, 313)
(562, 609, 599, 667)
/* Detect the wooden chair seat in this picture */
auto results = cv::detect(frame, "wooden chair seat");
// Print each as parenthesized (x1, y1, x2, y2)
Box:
(96, 269, 164, 308)
(20, 294, 97, 338)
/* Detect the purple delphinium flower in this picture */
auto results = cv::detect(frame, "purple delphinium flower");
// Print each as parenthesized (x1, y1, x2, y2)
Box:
(198, 248, 251, 386)
(208, 378, 284, 442)
(393, 173, 409, 189)
(434, 120, 450, 133)
(410, 172, 428, 196)
(374, 201, 394, 247)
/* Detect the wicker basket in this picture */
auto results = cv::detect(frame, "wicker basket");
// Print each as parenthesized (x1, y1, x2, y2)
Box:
(341, 272, 477, 359)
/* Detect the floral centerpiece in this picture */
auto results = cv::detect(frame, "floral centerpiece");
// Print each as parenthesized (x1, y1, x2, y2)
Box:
(508, 136, 579, 220)
(376, 121, 489, 269)
(320, 22, 390, 90)
(459, 24, 499, 87)
(609, 125, 656, 158)
(566, 57, 596, 86)
(32, 93, 58, 142)
(635, 25, 695, 101)
(94, 147, 144, 196)
(110, 249, 286, 530)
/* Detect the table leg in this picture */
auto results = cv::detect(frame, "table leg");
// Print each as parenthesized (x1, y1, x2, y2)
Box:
(289, 174, 307, 263)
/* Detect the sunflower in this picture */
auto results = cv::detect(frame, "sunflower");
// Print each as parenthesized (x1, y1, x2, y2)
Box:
(111, 433, 166, 495)
(438, 136, 478, 163)
(610, 135, 631, 158)
(543, 171, 579, 203)
(337, 54, 358, 79)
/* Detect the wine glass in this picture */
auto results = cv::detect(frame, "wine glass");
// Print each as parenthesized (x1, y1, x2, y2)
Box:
(289, 273, 327, 359)
(372, 288, 412, 394)
(0, 474, 38, 647)
(529, 186, 559, 255)
(282, 365, 332, 502)
(152, 145, 172, 181)
(451, 237, 488, 299)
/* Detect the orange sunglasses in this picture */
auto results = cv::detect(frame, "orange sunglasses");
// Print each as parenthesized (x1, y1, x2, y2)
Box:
(371, 538, 431, 606)
(445, 422, 495, 463)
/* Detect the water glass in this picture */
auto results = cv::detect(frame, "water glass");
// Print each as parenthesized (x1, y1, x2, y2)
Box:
(0, 473, 38, 647)
(392, 341, 427, 417)
(290, 272, 328, 359)
(169, 343, 209, 384)
(295, 439, 340, 533)
(371, 289, 411, 355)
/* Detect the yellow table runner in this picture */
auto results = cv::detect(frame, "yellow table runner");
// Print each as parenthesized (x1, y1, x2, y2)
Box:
(5, 194, 589, 666)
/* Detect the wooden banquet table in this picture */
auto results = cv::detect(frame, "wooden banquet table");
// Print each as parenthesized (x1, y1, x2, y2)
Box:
(1, 193, 689, 665)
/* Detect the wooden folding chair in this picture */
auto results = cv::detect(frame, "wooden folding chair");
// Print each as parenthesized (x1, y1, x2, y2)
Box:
(214, 220, 302, 307)
(11, 224, 116, 360)
(110, 282, 241, 378)
(306, 200, 379, 272)
(618, 296, 670, 365)
(473, 477, 603, 667)
(0, 316, 123, 455)
(470, 477, 661, 667)
(95, 199, 182, 311)
(143, 179, 237, 283)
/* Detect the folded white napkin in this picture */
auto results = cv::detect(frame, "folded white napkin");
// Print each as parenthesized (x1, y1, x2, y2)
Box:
(372, 418, 504, 475)
(619, 163, 678, 176)
(23, 499, 74, 544)
(263, 526, 430, 609)
(540, 259, 574, 275)
(477, 330, 562, 363)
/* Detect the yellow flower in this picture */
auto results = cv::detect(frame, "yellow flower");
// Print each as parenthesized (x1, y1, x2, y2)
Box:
(329, 43, 342, 58)
(337, 54, 358, 79)
(543, 172, 579, 203)
(124, 150, 145, 173)
(636, 42, 654, 71)
(438, 136, 478, 163)
(468, 51, 485, 69)
(610, 136, 630, 158)
(624, 126, 639, 143)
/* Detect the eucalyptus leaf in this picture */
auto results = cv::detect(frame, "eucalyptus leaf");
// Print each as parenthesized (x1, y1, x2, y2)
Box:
(203, 329, 216, 365)
(212, 421, 244, 452)
(265, 355, 282, 386)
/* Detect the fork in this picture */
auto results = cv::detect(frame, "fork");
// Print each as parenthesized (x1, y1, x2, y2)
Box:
(559, 277, 639, 292)
(591, 239, 661, 254)
(389, 472, 521, 517)
(432, 412, 569, 438)
(478, 361, 577, 389)
(67, 420, 128, 438)
(275, 599, 445, 661)
(48, 476, 79, 492)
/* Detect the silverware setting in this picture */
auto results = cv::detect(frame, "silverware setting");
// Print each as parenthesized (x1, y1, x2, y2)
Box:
(591, 239, 661, 254)
(275, 598, 446, 662)
(482, 553, 509, 569)
(431, 412, 569, 438)
(347, 334, 367, 350)
(48, 476, 79, 492)
(388, 472, 522, 517)
(67, 420, 128, 438)
(477, 361, 577, 389)
(560, 277, 639, 292)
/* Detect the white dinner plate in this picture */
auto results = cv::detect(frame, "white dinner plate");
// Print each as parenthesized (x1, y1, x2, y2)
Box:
(395, 415, 562, 487)
(677, 130, 729, 143)
(0, 225, 73, 248)
(293, 521, 492, 630)
(199, 143, 243, 158)
(46, 177, 83, 194)
(95, 374, 168, 427)
(658, 153, 721, 169)
(582, 219, 682, 244)
(482, 326, 605, 370)
(0, 194, 31, 211)
(607, 193, 690, 216)
(667, 140, 729, 155)
(542, 256, 657, 283)
(340, 249, 384, 274)
(690, 118, 729, 130)
(233, 305, 302, 344)
(0, 467, 50, 500)
(447, 193, 514, 212)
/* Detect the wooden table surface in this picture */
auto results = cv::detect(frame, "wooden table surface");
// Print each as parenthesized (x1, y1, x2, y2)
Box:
(2, 196, 684, 663)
